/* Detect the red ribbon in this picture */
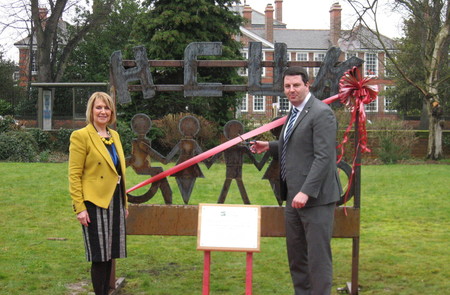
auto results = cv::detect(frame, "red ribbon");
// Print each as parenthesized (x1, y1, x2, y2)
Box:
(335, 67, 378, 209)
(127, 67, 378, 195)
(336, 67, 378, 162)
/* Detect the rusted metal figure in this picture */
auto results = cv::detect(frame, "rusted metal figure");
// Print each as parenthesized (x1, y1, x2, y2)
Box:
(165, 115, 204, 204)
(204, 120, 261, 204)
(126, 113, 172, 204)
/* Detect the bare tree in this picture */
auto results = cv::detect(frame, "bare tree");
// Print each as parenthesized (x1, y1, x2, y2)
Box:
(31, 0, 116, 82)
(0, 0, 116, 83)
(346, 0, 449, 160)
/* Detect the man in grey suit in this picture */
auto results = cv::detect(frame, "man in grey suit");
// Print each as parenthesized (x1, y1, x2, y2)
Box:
(251, 67, 341, 294)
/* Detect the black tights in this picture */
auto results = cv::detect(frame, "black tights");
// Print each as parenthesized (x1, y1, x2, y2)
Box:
(91, 260, 112, 295)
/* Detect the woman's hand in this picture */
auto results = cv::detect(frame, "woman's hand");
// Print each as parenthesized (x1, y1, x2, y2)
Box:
(77, 210, 90, 226)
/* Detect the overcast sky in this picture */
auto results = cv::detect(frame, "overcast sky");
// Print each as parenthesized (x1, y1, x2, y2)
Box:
(0, 0, 405, 63)
(244, 0, 404, 37)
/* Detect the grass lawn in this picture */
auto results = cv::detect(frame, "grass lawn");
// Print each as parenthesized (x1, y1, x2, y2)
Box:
(0, 162, 449, 294)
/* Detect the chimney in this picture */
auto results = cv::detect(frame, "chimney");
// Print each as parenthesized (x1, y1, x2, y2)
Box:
(265, 3, 274, 43)
(275, 0, 283, 23)
(39, 7, 48, 20)
(329, 2, 342, 46)
(243, 4, 252, 28)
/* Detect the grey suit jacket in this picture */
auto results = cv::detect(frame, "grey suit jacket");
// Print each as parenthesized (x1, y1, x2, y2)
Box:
(269, 95, 341, 207)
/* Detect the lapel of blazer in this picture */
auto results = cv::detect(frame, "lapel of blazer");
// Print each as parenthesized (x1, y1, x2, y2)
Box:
(110, 129, 127, 175)
(86, 124, 117, 172)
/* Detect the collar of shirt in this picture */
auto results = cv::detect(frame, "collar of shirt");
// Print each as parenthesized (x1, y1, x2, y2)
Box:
(284, 92, 311, 138)
(295, 92, 311, 113)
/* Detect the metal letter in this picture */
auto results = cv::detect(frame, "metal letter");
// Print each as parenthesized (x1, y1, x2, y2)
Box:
(184, 42, 223, 97)
(248, 42, 287, 96)
(110, 46, 155, 104)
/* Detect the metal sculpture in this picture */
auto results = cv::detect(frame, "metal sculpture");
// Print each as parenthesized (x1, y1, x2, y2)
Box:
(204, 120, 262, 204)
(110, 42, 366, 295)
(126, 113, 172, 204)
(165, 115, 205, 204)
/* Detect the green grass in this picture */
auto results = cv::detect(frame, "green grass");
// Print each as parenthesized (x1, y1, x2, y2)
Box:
(0, 162, 449, 294)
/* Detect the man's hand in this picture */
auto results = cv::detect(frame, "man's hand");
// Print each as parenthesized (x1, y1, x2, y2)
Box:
(250, 141, 269, 154)
(292, 192, 309, 208)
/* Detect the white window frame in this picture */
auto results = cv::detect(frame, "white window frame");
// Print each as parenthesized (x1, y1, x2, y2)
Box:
(314, 52, 326, 76)
(31, 49, 38, 74)
(261, 51, 267, 77)
(384, 86, 397, 113)
(239, 50, 248, 76)
(253, 95, 266, 112)
(239, 94, 248, 112)
(365, 52, 378, 77)
(296, 52, 308, 61)
(278, 96, 289, 113)
(365, 98, 378, 112)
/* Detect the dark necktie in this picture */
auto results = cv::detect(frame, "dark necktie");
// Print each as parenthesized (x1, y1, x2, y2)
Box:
(280, 107, 299, 180)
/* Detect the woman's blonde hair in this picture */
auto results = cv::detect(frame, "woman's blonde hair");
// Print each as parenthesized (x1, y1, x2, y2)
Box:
(85, 92, 116, 125)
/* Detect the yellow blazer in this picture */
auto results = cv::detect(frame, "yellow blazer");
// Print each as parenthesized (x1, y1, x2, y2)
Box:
(69, 123, 127, 214)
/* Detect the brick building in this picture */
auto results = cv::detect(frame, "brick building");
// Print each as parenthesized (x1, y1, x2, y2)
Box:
(234, 1, 397, 120)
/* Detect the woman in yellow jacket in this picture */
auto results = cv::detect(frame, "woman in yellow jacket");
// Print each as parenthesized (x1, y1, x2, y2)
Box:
(69, 92, 128, 295)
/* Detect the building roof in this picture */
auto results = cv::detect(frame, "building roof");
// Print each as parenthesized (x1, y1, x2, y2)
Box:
(236, 4, 396, 52)
(231, 5, 286, 28)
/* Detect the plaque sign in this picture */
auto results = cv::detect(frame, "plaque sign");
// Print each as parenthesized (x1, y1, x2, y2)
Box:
(197, 203, 261, 252)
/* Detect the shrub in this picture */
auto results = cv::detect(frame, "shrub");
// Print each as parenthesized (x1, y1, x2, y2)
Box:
(0, 115, 20, 133)
(369, 118, 418, 164)
(154, 113, 220, 155)
(0, 131, 38, 162)
(50, 128, 74, 153)
(116, 119, 135, 156)
(28, 128, 51, 152)
(0, 99, 13, 115)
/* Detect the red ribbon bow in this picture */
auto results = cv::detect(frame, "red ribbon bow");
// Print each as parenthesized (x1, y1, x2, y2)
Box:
(336, 67, 378, 163)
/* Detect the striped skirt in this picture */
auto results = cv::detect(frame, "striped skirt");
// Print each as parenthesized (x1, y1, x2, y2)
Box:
(82, 185, 127, 262)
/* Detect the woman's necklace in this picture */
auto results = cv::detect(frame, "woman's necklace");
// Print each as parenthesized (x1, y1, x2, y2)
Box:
(98, 130, 114, 145)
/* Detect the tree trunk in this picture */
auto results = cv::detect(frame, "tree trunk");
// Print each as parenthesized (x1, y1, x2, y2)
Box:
(419, 100, 429, 130)
(426, 101, 443, 160)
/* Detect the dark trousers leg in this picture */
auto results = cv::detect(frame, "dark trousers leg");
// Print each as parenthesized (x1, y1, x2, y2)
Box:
(91, 260, 112, 295)
(285, 203, 335, 295)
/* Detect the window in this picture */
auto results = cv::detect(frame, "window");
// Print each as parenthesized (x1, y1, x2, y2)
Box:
(385, 56, 395, 77)
(239, 51, 248, 76)
(296, 52, 308, 61)
(261, 51, 266, 77)
(384, 86, 396, 113)
(365, 98, 378, 112)
(13, 71, 20, 81)
(365, 53, 378, 76)
(253, 95, 265, 112)
(31, 50, 38, 74)
(239, 94, 248, 112)
(286, 52, 292, 61)
(314, 53, 325, 76)
(278, 96, 289, 113)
